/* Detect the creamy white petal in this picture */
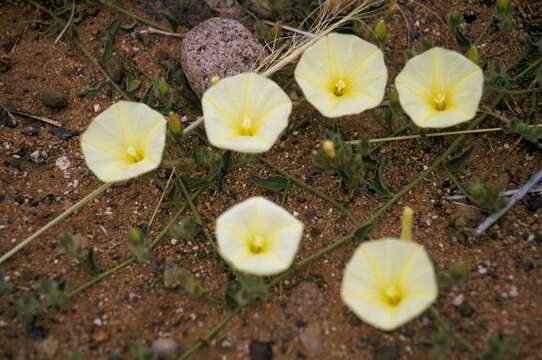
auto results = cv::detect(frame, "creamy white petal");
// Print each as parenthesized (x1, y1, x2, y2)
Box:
(295, 32, 387, 118)
(202, 73, 291, 153)
(80, 101, 166, 182)
(341, 238, 438, 331)
(215, 197, 303, 276)
(395, 47, 483, 128)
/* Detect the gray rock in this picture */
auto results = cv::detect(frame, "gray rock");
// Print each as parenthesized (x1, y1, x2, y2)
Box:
(289, 281, 325, 319)
(163, 261, 182, 289)
(30, 150, 47, 164)
(152, 338, 178, 359)
(41, 89, 68, 110)
(299, 323, 321, 358)
(106, 56, 124, 84)
(181, 17, 265, 97)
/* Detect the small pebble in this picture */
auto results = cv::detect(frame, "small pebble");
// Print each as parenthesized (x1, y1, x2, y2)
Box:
(93, 104, 101, 113)
(41, 89, 68, 110)
(249, 340, 273, 360)
(452, 294, 464, 306)
(152, 338, 178, 359)
(30, 150, 46, 164)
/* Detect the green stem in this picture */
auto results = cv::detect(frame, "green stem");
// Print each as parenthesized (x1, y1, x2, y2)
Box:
(179, 308, 241, 360)
(256, 155, 358, 225)
(444, 167, 481, 208)
(490, 86, 541, 95)
(67, 194, 196, 299)
(430, 308, 482, 358)
(0, 183, 110, 265)
(510, 58, 541, 81)
(28, 0, 132, 101)
(86, 0, 171, 32)
(176, 178, 220, 254)
(474, 10, 493, 46)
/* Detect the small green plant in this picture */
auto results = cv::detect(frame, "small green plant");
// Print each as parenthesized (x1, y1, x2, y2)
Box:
(312, 132, 390, 198)
(225, 274, 268, 309)
(128, 226, 151, 262)
(437, 261, 467, 290)
(169, 216, 200, 241)
(58, 233, 100, 276)
(131, 342, 157, 360)
(467, 177, 507, 212)
(40, 279, 68, 307)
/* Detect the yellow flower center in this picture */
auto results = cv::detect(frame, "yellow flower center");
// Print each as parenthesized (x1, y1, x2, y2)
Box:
(248, 234, 266, 254)
(383, 285, 403, 307)
(333, 79, 346, 97)
(432, 93, 448, 111)
(239, 116, 255, 136)
(126, 146, 144, 163)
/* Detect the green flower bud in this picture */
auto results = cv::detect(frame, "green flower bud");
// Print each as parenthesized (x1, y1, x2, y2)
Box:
(158, 78, 169, 97)
(496, 0, 510, 13)
(448, 10, 461, 28)
(322, 140, 336, 159)
(167, 111, 183, 136)
(375, 19, 386, 43)
(467, 45, 479, 64)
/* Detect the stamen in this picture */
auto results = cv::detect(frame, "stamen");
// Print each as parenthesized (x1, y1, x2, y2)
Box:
(240, 116, 254, 136)
(126, 146, 143, 162)
(384, 286, 402, 306)
(249, 235, 265, 254)
(333, 79, 346, 97)
(433, 93, 447, 111)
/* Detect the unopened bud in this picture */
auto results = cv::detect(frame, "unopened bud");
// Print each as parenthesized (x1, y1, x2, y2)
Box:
(375, 19, 386, 43)
(400, 207, 414, 241)
(168, 111, 183, 136)
(129, 228, 143, 245)
(467, 45, 479, 64)
(389, 88, 399, 106)
(322, 140, 336, 159)
(496, 0, 510, 12)
(448, 10, 461, 28)
(210, 75, 221, 86)
(158, 78, 169, 97)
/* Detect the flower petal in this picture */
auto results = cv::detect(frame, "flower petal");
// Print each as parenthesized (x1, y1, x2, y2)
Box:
(202, 73, 291, 153)
(295, 32, 387, 118)
(80, 101, 166, 182)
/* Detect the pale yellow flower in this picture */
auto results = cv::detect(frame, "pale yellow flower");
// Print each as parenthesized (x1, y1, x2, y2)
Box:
(341, 238, 438, 331)
(80, 101, 166, 182)
(216, 197, 304, 276)
(202, 72, 292, 153)
(395, 47, 484, 128)
(294, 32, 387, 118)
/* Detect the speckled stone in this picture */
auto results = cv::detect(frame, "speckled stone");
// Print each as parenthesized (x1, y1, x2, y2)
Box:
(180, 17, 265, 97)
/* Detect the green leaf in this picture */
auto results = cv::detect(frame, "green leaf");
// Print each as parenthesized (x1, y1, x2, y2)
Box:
(353, 224, 373, 244)
(0, 272, 10, 297)
(100, 16, 122, 65)
(40, 279, 67, 306)
(482, 334, 517, 360)
(446, 145, 475, 173)
(86, 248, 100, 276)
(125, 78, 141, 93)
(121, 18, 138, 31)
(81, 80, 109, 97)
(130, 342, 157, 360)
(249, 175, 288, 193)
(372, 158, 392, 196)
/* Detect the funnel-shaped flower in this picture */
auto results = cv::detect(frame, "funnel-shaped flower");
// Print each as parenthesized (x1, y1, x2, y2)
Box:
(294, 32, 387, 118)
(341, 238, 438, 331)
(81, 101, 166, 182)
(202, 72, 292, 153)
(395, 47, 483, 128)
(216, 197, 303, 275)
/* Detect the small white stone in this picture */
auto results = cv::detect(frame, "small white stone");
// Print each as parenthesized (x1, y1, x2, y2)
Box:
(93, 104, 101, 113)
(93, 318, 102, 326)
(170, 238, 178, 245)
(55, 156, 71, 171)
(452, 294, 464, 306)
(509, 286, 518, 298)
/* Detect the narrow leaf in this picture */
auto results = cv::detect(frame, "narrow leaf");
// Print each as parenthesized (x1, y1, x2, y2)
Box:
(249, 175, 288, 193)
(372, 159, 392, 196)
(446, 145, 475, 173)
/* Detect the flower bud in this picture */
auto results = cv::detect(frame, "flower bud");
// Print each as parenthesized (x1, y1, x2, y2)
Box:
(375, 19, 386, 43)
(467, 45, 479, 64)
(129, 228, 143, 245)
(167, 111, 183, 136)
(158, 78, 169, 97)
(496, 0, 510, 13)
(210, 75, 221, 86)
(448, 10, 461, 28)
(322, 140, 336, 159)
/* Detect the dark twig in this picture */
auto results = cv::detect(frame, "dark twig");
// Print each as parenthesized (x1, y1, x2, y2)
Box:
(474, 168, 542, 236)
(6, 108, 62, 127)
